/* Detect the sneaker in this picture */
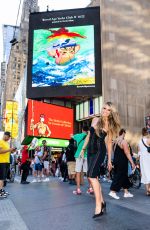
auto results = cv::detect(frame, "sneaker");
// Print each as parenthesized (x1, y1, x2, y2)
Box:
(32, 179, 37, 183)
(109, 191, 120, 200)
(87, 188, 94, 195)
(0, 192, 7, 198)
(73, 188, 82, 195)
(43, 178, 50, 182)
(124, 192, 134, 198)
(1, 189, 10, 195)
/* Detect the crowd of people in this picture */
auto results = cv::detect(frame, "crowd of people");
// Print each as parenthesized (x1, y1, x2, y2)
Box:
(0, 102, 150, 219)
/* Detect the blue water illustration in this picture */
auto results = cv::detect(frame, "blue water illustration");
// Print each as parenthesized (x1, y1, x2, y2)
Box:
(32, 50, 95, 87)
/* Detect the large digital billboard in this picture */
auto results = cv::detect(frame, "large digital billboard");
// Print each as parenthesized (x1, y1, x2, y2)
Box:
(27, 7, 101, 98)
(27, 100, 74, 139)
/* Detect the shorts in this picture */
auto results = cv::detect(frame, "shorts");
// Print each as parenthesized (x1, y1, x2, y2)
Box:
(0, 163, 9, 180)
(34, 163, 42, 171)
(75, 158, 87, 173)
(44, 161, 49, 170)
(67, 162, 76, 175)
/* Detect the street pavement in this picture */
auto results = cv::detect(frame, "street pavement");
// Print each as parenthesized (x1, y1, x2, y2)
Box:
(0, 177, 150, 230)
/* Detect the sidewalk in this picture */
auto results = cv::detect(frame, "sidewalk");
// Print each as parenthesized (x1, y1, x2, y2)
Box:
(1, 178, 150, 230)
(0, 199, 28, 230)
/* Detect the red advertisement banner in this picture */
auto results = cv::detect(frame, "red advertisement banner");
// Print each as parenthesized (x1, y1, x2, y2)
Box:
(27, 100, 74, 139)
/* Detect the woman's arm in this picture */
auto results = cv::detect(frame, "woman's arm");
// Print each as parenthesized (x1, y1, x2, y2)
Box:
(106, 133, 113, 171)
(80, 131, 90, 157)
(122, 140, 135, 168)
(80, 117, 98, 157)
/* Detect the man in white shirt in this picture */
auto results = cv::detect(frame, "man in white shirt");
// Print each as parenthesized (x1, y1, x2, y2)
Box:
(32, 147, 43, 182)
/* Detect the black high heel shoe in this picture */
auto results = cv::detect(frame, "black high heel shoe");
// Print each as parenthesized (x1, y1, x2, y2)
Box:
(102, 202, 106, 213)
(93, 209, 103, 219)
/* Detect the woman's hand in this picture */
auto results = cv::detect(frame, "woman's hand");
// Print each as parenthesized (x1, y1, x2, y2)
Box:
(80, 149, 85, 159)
(107, 161, 112, 172)
(131, 162, 136, 170)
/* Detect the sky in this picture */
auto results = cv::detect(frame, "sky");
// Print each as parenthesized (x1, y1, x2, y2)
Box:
(0, 0, 91, 63)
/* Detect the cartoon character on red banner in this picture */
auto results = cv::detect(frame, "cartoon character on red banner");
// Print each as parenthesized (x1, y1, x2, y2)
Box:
(30, 114, 51, 137)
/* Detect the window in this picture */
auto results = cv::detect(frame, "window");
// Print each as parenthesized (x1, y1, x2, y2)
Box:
(76, 105, 79, 120)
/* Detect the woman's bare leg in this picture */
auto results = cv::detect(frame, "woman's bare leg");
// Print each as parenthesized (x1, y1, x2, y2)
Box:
(89, 177, 102, 214)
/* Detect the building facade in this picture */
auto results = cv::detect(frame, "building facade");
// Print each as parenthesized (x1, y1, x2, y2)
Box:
(88, 0, 150, 144)
(2, 0, 39, 114)
(2, 25, 19, 65)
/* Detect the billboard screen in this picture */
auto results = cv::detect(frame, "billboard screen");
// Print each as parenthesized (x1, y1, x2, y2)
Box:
(27, 100, 73, 139)
(27, 7, 101, 98)
(5, 101, 18, 139)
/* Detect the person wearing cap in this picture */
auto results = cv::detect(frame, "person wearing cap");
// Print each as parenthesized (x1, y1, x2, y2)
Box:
(30, 114, 51, 137)
(21, 146, 29, 164)
(20, 146, 30, 184)
(0, 132, 16, 198)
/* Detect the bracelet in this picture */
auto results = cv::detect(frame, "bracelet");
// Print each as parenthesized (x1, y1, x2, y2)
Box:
(82, 148, 85, 150)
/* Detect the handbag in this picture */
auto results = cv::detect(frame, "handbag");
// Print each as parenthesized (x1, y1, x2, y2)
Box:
(142, 139, 150, 153)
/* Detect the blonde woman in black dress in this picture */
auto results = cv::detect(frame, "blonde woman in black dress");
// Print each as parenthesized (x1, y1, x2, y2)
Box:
(81, 102, 120, 218)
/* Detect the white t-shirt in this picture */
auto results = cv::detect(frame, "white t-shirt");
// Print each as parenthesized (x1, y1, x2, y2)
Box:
(34, 151, 43, 164)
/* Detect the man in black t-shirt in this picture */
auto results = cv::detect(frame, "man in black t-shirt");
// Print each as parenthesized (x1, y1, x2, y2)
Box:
(66, 138, 76, 185)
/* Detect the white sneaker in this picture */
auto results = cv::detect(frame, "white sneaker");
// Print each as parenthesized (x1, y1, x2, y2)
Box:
(124, 192, 134, 198)
(32, 179, 37, 183)
(109, 191, 120, 200)
(43, 178, 50, 182)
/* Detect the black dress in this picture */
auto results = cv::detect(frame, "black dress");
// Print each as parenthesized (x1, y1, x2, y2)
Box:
(110, 144, 131, 192)
(87, 127, 107, 178)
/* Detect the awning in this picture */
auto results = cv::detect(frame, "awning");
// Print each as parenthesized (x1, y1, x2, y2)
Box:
(21, 136, 69, 148)
(21, 136, 37, 145)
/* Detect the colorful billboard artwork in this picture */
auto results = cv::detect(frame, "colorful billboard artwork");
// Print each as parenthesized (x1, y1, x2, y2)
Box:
(27, 100, 73, 140)
(5, 101, 19, 139)
(32, 25, 95, 87)
(27, 7, 101, 98)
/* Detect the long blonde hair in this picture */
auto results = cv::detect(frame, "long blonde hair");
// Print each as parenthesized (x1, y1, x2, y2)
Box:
(96, 102, 120, 137)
